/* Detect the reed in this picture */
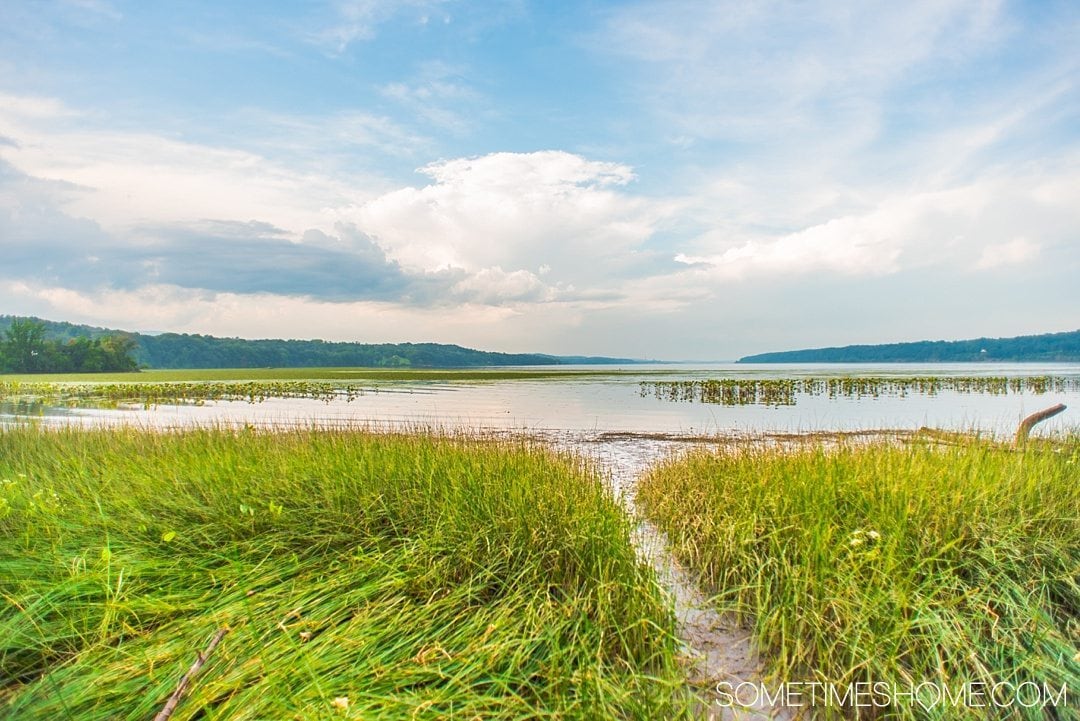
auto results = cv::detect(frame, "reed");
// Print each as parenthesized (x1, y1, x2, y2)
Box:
(641, 376, 1080, 406)
(637, 437, 1079, 719)
(1, 426, 687, 719)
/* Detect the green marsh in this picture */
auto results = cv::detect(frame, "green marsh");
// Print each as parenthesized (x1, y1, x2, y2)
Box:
(641, 375, 1080, 406)
(0, 427, 687, 719)
(638, 438, 1080, 719)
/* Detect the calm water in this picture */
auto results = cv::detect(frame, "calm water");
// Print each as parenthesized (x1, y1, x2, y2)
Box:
(6, 363, 1080, 438)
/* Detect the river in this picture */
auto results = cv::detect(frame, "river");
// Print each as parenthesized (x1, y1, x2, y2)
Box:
(6, 362, 1078, 438)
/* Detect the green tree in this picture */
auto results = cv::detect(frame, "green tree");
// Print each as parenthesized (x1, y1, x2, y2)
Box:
(100, 335, 139, 372)
(2, 318, 47, 372)
(0, 319, 140, 374)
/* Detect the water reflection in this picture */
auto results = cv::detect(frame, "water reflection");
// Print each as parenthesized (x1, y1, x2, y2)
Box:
(0, 399, 58, 419)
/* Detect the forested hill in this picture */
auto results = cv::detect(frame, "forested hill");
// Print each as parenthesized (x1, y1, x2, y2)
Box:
(738, 330, 1080, 363)
(0, 316, 640, 369)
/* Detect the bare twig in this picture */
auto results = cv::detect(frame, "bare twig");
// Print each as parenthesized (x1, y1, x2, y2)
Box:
(1015, 404, 1067, 448)
(153, 627, 229, 721)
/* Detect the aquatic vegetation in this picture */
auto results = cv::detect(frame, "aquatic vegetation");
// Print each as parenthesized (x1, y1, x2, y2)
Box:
(0, 426, 687, 718)
(0, 368, 638, 408)
(0, 366, 630, 384)
(0, 379, 370, 409)
(638, 438, 1080, 720)
(641, 375, 1080, 406)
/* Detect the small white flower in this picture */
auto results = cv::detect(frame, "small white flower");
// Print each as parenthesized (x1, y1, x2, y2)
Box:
(867, 530, 881, 541)
(332, 696, 349, 710)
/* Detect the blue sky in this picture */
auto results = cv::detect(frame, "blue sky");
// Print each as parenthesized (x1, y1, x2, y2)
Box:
(1, 0, 1077, 359)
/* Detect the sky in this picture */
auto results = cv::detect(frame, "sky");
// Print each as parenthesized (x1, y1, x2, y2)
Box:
(0, 0, 1077, 360)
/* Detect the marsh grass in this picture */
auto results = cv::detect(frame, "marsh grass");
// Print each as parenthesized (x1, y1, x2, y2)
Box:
(638, 437, 1080, 719)
(641, 376, 1080, 406)
(0, 366, 631, 384)
(0, 379, 369, 409)
(0, 426, 687, 719)
(0, 368, 639, 410)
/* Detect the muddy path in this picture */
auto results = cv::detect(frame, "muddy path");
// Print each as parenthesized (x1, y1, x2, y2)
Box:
(548, 432, 798, 720)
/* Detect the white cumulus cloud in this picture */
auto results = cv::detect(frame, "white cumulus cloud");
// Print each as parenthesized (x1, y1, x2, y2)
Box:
(451, 266, 557, 304)
(353, 151, 661, 281)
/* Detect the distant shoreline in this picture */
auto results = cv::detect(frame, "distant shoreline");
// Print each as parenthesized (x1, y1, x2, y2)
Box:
(738, 329, 1080, 363)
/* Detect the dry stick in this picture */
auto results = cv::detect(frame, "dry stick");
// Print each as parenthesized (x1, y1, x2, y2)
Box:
(1014, 403, 1067, 448)
(153, 627, 229, 721)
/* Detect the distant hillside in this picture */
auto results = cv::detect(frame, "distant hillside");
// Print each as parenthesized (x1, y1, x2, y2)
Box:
(738, 329, 1080, 363)
(0, 316, 641, 369)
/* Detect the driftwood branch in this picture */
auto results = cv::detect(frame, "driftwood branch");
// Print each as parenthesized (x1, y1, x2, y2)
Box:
(1014, 404, 1066, 447)
(154, 627, 229, 721)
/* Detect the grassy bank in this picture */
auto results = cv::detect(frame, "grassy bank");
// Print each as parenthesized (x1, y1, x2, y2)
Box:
(0, 427, 686, 719)
(0, 367, 639, 408)
(638, 438, 1079, 719)
(0, 366, 636, 384)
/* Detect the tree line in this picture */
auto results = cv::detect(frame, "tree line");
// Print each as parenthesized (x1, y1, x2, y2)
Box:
(0, 319, 139, 373)
(134, 334, 562, 369)
(738, 329, 1080, 363)
(0, 315, 641, 370)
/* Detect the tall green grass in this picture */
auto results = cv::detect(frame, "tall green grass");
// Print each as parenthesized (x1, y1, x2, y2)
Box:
(0, 426, 686, 719)
(638, 438, 1080, 719)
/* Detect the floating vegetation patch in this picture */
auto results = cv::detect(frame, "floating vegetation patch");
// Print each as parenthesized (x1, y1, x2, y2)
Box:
(0, 380, 371, 409)
(641, 376, 1080, 407)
